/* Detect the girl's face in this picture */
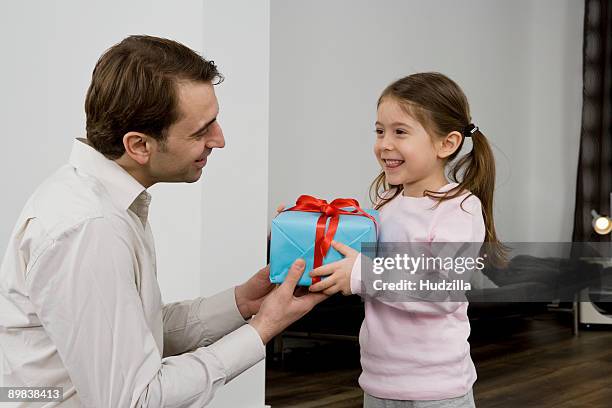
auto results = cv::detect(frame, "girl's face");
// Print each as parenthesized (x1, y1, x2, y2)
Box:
(374, 98, 446, 194)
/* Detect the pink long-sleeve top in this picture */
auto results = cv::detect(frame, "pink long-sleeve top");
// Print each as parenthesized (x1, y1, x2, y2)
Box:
(350, 182, 486, 400)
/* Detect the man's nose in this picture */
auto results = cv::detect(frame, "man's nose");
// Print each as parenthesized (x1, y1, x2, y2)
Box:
(208, 123, 225, 149)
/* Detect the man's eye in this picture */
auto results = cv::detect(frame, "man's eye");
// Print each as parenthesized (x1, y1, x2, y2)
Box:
(195, 128, 210, 139)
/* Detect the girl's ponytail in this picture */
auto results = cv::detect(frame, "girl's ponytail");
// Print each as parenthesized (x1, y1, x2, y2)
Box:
(449, 128, 508, 268)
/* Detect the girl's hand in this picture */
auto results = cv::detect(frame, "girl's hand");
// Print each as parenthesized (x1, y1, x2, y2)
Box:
(308, 241, 359, 295)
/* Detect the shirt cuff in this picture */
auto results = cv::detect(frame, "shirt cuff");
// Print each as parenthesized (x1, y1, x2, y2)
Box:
(198, 288, 246, 339)
(350, 253, 363, 295)
(207, 324, 266, 383)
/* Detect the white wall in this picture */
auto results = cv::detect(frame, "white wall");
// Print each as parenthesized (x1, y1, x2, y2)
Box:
(0, 0, 206, 301)
(268, 0, 584, 242)
(200, 1, 269, 407)
(0, 1, 268, 407)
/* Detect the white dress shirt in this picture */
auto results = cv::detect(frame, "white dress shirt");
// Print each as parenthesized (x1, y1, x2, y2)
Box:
(0, 139, 265, 407)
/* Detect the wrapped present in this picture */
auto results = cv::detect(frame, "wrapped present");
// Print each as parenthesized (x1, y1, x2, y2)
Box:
(270, 195, 379, 286)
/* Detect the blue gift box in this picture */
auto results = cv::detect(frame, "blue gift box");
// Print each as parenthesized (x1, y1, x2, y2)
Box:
(270, 201, 379, 286)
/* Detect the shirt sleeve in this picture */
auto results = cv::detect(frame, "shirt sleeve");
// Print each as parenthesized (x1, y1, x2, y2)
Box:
(161, 288, 247, 357)
(351, 195, 486, 315)
(25, 218, 265, 407)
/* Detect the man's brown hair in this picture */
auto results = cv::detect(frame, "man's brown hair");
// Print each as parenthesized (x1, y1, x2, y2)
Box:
(85, 35, 222, 159)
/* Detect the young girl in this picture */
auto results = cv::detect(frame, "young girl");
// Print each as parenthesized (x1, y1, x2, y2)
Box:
(309, 72, 506, 408)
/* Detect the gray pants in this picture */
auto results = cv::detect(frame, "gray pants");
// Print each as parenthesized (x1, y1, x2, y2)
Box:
(364, 389, 475, 408)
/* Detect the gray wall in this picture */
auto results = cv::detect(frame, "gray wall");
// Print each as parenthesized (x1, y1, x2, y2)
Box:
(269, 0, 584, 242)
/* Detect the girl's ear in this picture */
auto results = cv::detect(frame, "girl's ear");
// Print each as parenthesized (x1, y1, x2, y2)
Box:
(437, 131, 463, 159)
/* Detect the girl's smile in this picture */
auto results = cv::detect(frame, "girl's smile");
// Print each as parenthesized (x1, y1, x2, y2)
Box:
(382, 159, 405, 169)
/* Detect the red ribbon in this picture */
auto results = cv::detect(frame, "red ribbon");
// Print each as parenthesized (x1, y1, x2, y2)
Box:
(283, 195, 378, 284)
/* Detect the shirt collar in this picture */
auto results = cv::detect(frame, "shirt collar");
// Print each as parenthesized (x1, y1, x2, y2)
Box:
(69, 138, 147, 210)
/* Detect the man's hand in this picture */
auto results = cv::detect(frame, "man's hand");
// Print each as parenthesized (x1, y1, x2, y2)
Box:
(308, 241, 359, 296)
(249, 259, 328, 344)
(235, 266, 275, 320)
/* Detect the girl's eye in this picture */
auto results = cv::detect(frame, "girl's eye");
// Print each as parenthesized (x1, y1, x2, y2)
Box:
(395, 129, 408, 137)
(375, 128, 384, 137)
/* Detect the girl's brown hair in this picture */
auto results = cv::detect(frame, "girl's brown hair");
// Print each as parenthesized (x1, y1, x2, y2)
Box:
(370, 72, 507, 267)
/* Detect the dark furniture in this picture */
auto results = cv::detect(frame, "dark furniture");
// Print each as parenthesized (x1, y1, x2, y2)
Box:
(274, 256, 604, 349)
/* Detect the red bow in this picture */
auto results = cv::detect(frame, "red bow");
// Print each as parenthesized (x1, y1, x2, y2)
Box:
(283, 195, 378, 284)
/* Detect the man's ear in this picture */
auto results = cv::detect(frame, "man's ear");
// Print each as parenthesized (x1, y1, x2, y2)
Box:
(437, 131, 463, 159)
(122, 132, 153, 165)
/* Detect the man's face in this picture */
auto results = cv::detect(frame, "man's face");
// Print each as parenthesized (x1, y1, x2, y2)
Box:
(148, 81, 225, 184)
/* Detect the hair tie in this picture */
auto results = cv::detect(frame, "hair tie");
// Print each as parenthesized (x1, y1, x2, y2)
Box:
(463, 124, 478, 138)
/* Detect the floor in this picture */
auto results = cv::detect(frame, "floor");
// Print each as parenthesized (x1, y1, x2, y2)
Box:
(265, 313, 612, 408)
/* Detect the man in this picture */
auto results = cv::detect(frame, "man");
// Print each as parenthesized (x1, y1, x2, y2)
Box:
(0, 35, 326, 407)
